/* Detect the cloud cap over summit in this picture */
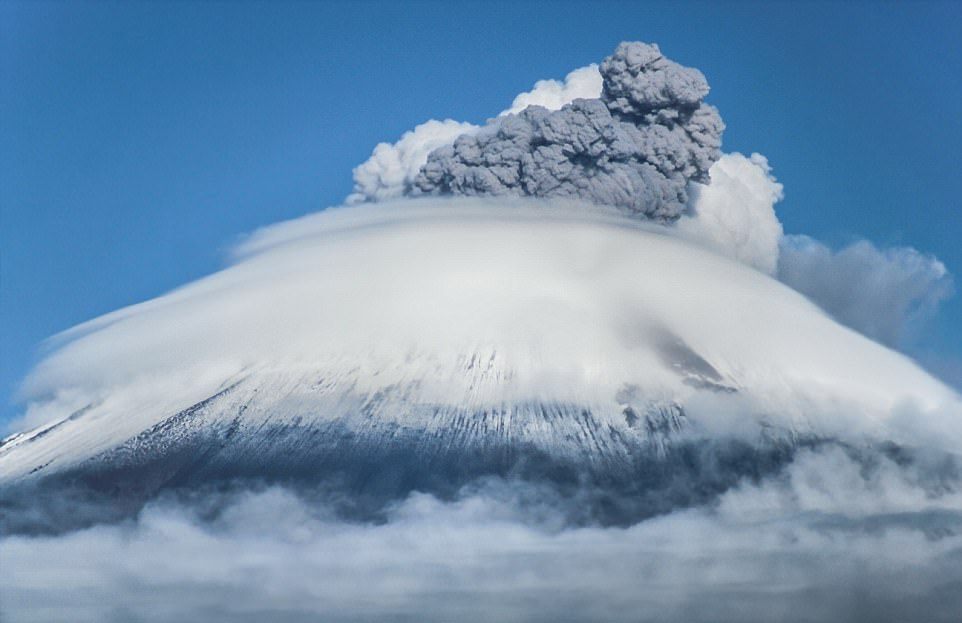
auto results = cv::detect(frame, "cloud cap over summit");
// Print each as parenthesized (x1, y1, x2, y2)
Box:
(412, 42, 724, 221)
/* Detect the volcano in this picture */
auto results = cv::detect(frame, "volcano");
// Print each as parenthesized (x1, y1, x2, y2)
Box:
(2, 200, 956, 532)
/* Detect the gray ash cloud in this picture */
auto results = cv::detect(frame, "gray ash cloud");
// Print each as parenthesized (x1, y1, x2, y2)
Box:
(412, 42, 724, 221)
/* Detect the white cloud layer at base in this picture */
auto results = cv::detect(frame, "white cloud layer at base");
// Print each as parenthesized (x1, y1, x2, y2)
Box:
(3, 446, 962, 623)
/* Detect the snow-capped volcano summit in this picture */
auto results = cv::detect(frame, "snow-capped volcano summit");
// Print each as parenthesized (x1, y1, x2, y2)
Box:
(3, 40, 959, 536)
(2, 200, 957, 530)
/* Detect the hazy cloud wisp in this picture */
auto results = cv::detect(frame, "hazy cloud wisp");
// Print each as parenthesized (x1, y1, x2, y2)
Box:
(778, 236, 954, 348)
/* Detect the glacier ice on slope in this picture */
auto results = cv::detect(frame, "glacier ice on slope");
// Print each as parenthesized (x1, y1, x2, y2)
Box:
(1, 198, 959, 531)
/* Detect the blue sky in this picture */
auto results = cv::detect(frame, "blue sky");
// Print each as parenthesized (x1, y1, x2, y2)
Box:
(2, 0, 961, 426)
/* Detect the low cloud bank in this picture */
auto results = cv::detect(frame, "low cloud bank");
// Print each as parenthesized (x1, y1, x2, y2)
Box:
(3, 446, 962, 623)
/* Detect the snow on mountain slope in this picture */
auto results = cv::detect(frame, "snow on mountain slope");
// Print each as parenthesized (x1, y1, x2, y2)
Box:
(1, 199, 959, 489)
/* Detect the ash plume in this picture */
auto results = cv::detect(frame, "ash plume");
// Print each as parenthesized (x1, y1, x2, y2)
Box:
(411, 42, 724, 221)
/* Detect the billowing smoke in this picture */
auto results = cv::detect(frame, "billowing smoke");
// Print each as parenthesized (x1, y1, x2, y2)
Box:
(410, 42, 724, 221)
(347, 64, 603, 205)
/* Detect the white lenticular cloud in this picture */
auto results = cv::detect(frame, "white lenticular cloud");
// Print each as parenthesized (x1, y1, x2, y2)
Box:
(778, 236, 954, 348)
(5, 198, 958, 468)
(677, 152, 784, 274)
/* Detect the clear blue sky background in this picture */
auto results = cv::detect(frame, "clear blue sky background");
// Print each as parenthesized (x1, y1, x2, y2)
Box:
(2, 1, 961, 426)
